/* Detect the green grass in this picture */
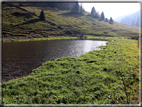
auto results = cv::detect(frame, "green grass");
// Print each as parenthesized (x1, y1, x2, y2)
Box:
(2, 37, 139, 104)
(2, 36, 113, 42)
(2, 2, 140, 104)
(2, 36, 80, 42)
(2, 3, 139, 40)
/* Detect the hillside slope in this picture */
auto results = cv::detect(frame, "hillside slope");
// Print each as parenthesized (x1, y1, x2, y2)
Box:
(2, 2, 139, 39)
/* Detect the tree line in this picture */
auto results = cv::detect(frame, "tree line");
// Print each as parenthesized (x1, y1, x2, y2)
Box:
(39, 2, 85, 21)
(91, 6, 113, 24)
(43, 3, 113, 24)
(39, 2, 113, 25)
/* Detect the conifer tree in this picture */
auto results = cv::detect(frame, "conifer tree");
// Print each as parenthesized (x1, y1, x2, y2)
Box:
(80, 4, 85, 15)
(71, 2, 79, 12)
(105, 18, 108, 22)
(109, 17, 113, 24)
(91, 7, 96, 16)
(39, 9, 45, 21)
(101, 12, 105, 20)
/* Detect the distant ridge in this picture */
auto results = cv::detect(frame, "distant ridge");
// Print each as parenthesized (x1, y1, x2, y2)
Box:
(114, 13, 131, 22)
(114, 10, 140, 27)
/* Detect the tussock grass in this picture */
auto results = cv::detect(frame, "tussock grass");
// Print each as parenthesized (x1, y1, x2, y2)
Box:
(2, 38, 139, 104)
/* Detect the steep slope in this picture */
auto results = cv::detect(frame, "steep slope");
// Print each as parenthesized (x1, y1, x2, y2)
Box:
(2, 2, 139, 39)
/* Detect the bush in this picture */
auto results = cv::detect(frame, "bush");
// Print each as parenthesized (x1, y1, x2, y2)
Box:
(130, 35, 139, 40)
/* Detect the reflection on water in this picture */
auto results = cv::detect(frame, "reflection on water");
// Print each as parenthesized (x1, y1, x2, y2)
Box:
(2, 39, 107, 81)
(83, 40, 104, 53)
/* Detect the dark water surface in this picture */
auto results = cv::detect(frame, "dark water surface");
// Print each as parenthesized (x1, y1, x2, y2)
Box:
(2, 39, 107, 81)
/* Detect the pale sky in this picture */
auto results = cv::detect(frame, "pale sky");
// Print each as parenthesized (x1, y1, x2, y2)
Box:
(82, 3, 140, 19)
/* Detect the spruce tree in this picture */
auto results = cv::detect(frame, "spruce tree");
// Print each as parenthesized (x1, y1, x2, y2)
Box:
(109, 17, 113, 24)
(71, 2, 79, 12)
(101, 12, 105, 20)
(80, 4, 85, 15)
(105, 18, 108, 22)
(39, 9, 45, 21)
(91, 7, 96, 16)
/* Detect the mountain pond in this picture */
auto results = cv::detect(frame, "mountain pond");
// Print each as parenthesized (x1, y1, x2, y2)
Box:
(2, 39, 108, 81)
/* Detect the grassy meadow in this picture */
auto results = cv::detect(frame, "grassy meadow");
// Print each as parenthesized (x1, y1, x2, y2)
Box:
(2, 2, 140, 104)
(2, 37, 139, 104)
(2, 2, 139, 39)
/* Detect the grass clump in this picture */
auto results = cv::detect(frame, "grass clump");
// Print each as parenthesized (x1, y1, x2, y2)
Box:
(2, 38, 139, 104)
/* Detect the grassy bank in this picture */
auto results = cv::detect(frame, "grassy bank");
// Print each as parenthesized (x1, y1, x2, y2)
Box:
(2, 38, 139, 104)
(2, 36, 80, 42)
(2, 36, 114, 42)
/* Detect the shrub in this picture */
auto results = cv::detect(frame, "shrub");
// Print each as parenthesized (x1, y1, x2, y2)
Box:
(130, 35, 139, 40)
